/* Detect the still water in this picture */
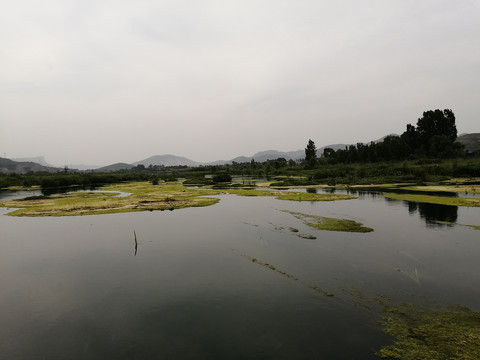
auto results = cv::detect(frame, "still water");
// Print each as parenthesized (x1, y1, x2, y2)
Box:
(1, 189, 479, 359)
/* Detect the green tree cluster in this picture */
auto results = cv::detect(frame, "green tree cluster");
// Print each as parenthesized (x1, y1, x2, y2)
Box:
(320, 109, 463, 164)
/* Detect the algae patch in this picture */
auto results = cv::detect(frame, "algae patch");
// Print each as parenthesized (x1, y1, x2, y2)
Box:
(0, 182, 220, 216)
(376, 303, 480, 359)
(283, 210, 373, 233)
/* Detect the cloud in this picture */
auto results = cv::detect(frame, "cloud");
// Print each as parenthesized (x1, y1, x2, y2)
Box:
(1, 0, 479, 165)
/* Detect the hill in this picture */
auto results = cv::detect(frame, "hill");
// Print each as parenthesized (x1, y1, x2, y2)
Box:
(133, 154, 200, 167)
(0, 157, 58, 174)
(11, 156, 54, 167)
(94, 163, 134, 172)
(457, 133, 480, 153)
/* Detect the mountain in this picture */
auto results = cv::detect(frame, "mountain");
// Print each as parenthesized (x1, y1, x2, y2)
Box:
(94, 163, 134, 172)
(456, 133, 480, 153)
(0, 157, 58, 174)
(208, 150, 305, 165)
(133, 154, 200, 167)
(252, 150, 304, 162)
(66, 164, 103, 171)
(11, 156, 54, 167)
(317, 143, 349, 154)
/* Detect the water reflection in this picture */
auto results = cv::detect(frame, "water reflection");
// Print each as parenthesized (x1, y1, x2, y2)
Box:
(406, 201, 458, 227)
(330, 188, 459, 228)
(1, 189, 480, 359)
(41, 185, 96, 196)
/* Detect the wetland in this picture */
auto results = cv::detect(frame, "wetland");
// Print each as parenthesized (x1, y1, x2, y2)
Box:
(1, 180, 480, 359)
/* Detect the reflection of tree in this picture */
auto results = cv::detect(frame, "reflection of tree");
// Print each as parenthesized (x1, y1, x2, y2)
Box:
(407, 201, 458, 227)
(407, 201, 417, 214)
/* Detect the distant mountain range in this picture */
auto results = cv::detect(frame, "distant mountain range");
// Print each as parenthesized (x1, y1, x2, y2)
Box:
(2, 133, 478, 174)
(0, 157, 58, 174)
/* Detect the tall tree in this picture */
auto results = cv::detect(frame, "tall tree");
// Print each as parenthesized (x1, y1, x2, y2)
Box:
(416, 109, 457, 143)
(305, 139, 317, 167)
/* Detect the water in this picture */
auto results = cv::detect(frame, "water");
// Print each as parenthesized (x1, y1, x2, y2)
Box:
(1, 189, 479, 359)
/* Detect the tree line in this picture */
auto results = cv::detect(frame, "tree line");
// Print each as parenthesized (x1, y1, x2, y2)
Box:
(305, 109, 465, 166)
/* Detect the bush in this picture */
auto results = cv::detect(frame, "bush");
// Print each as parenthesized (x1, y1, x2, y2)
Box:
(212, 174, 232, 183)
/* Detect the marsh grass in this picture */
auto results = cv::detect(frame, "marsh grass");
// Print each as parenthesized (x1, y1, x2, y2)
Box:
(283, 210, 374, 233)
(383, 193, 480, 207)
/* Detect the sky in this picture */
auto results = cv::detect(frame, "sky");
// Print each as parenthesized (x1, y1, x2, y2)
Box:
(1, 0, 479, 167)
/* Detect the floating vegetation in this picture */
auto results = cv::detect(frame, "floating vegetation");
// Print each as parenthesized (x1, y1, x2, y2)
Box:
(242, 222, 259, 227)
(383, 193, 480, 207)
(223, 188, 356, 202)
(0, 181, 358, 217)
(437, 221, 480, 231)
(466, 224, 480, 231)
(242, 255, 334, 297)
(403, 184, 480, 195)
(275, 192, 355, 202)
(376, 303, 480, 359)
(297, 234, 317, 240)
(267, 222, 285, 232)
(283, 210, 374, 233)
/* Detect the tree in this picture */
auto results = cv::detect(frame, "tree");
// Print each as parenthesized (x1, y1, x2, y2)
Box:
(416, 109, 457, 144)
(400, 109, 458, 159)
(305, 139, 317, 168)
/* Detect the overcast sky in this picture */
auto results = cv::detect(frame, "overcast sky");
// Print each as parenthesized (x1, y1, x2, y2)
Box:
(1, 0, 479, 166)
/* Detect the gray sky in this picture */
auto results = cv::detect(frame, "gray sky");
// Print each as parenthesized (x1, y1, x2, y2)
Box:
(1, 0, 479, 166)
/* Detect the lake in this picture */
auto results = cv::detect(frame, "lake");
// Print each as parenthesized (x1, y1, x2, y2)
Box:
(1, 188, 479, 359)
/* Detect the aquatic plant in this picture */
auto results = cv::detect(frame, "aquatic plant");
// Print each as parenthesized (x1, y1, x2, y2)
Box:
(376, 303, 480, 359)
(283, 210, 374, 233)
(242, 254, 334, 297)
(297, 234, 317, 240)
(383, 193, 480, 207)
(0, 182, 220, 216)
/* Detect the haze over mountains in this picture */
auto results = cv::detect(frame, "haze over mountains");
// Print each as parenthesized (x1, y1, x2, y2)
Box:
(2, 134, 479, 174)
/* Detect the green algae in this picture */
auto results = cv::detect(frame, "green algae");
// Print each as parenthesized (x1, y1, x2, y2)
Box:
(376, 303, 480, 360)
(0, 182, 220, 216)
(283, 210, 374, 233)
(383, 192, 480, 207)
